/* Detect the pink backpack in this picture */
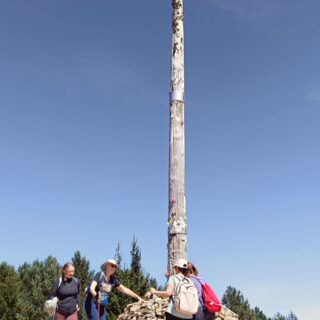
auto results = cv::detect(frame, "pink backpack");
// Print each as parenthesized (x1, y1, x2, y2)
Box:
(201, 282, 222, 313)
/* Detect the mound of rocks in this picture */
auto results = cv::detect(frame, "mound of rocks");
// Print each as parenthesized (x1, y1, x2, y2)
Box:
(116, 293, 238, 320)
(215, 307, 239, 320)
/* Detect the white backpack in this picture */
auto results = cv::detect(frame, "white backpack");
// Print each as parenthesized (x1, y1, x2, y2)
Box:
(173, 276, 199, 316)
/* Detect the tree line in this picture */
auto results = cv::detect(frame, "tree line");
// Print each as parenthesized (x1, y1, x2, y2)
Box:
(222, 287, 298, 320)
(0, 238, 298, 320)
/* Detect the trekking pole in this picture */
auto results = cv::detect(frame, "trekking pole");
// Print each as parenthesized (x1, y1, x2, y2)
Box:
(82, 294, 87, 320)
(97, 300, 101, 320)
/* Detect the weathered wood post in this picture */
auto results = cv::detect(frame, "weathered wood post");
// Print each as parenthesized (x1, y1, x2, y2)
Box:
(167, 0, 187, 273)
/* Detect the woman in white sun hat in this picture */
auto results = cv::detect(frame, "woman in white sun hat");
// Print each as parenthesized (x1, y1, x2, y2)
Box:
(149, 258, 195, 320)
(84, 259, 143, 320)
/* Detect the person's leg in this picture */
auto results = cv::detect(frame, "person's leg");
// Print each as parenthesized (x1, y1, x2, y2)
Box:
(84, 297, 92, 319)
(99, 306, 106, 320)
(165, 312, 176, 320)
(85, 298, 99, 320)
(165, 312, 192, 320)
(203, 310, 215, 320)
(194, 306, 205, 320)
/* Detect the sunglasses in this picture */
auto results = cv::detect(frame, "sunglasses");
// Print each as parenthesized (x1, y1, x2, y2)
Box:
(110, 264, 118, 269)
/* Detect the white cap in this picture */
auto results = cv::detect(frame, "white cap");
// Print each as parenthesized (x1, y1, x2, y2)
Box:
(174, 258, 188, 269)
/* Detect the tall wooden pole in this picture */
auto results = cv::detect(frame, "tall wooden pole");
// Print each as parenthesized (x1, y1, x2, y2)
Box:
(167, 0, 186, 273)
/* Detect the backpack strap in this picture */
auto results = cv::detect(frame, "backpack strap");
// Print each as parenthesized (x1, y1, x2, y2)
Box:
(96, 271, 114, 293)
(193, 276, 204, 286)
(58, 276, 78, 288)
(72, 277, 79, 284)
(177, 275, 191, 285)
(55, 277, 63, 296)
(169, 275, 180, 301)
(96, 271, 104, 292)
(58, 277, 62, 288)
(99, 272, 116, 287)
(173, 274, 188, 295)
(55, 277, 63, 309)
(99, 272, 105, 285)
(73, 277, 80, 294)
(173, 275, 183, 289)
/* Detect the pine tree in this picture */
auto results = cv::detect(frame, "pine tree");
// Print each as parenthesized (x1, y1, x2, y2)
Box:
(72, 250, 94, 318)
(114, 241, 123, 268)
(128, 236, 158, 296)
(286, 311, 298, 320)
(0, 262, 22, 320)
(222, 286, 271, 320)
(251, 306, 269, 320)
(222, 286, 252, 320)
(272, 313, 286, 320)
(271, 312, 298, 320)
(17, 255, 60, 320)
(107, 238, 158, 320)
(106, 242, 128, 320)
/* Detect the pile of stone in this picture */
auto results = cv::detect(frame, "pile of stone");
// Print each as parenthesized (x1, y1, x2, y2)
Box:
(117, 294, 168, 320)
(215, 307, 239, 320)
(116, 293, 238, 320)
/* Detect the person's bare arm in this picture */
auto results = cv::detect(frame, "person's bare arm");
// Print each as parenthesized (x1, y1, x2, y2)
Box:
(149, 283, 173, 298)
(117, 284, 143, 302)
(89, 281, 98, 297)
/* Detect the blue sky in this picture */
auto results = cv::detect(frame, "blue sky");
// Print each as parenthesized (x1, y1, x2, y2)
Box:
(0, 1, 319, 319)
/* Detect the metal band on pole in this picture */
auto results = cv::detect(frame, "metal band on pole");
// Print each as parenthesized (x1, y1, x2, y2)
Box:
(170, 90, 184, 102)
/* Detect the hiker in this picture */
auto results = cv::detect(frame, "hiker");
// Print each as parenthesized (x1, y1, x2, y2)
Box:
(84, 259, 143, 320)
(49, 262, 80, 320)
(149, 258, 195, 320)
(187, 262, 218, 320)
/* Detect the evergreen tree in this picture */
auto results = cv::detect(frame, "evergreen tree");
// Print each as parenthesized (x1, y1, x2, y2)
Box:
(286, 311, 298, 320)
(107, 238, 158, 320)
(0, 251, 300, 320)
(222, 286, 297, 320)
(72, 251, 94, 318)
(272, 313, 286, 320)
(114, 241, 123, 268)
(17, 255, 60, 320)
(130, 236, 141, 274)
(222, 286, 270, 320)
(106, 242, 127, 320)
(222, 286, 253, 320)
(251, 306, 269, 320)
(128, 236, 158, 296)
(107, 268, 131, 320)
(0, 262, 22, 320)
(271, 311, 298, 320)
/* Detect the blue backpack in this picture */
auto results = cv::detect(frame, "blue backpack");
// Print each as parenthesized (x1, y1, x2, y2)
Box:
(83, 273, 110, 320)
(85, 272, 109, 307)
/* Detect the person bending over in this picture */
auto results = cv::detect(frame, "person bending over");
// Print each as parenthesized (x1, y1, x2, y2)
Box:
(84, 259, 143, 320)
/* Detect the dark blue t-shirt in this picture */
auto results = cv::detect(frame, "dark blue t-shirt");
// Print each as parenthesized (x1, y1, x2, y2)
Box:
(50, 277, 80, 316)
(89, 271, 121, 298)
